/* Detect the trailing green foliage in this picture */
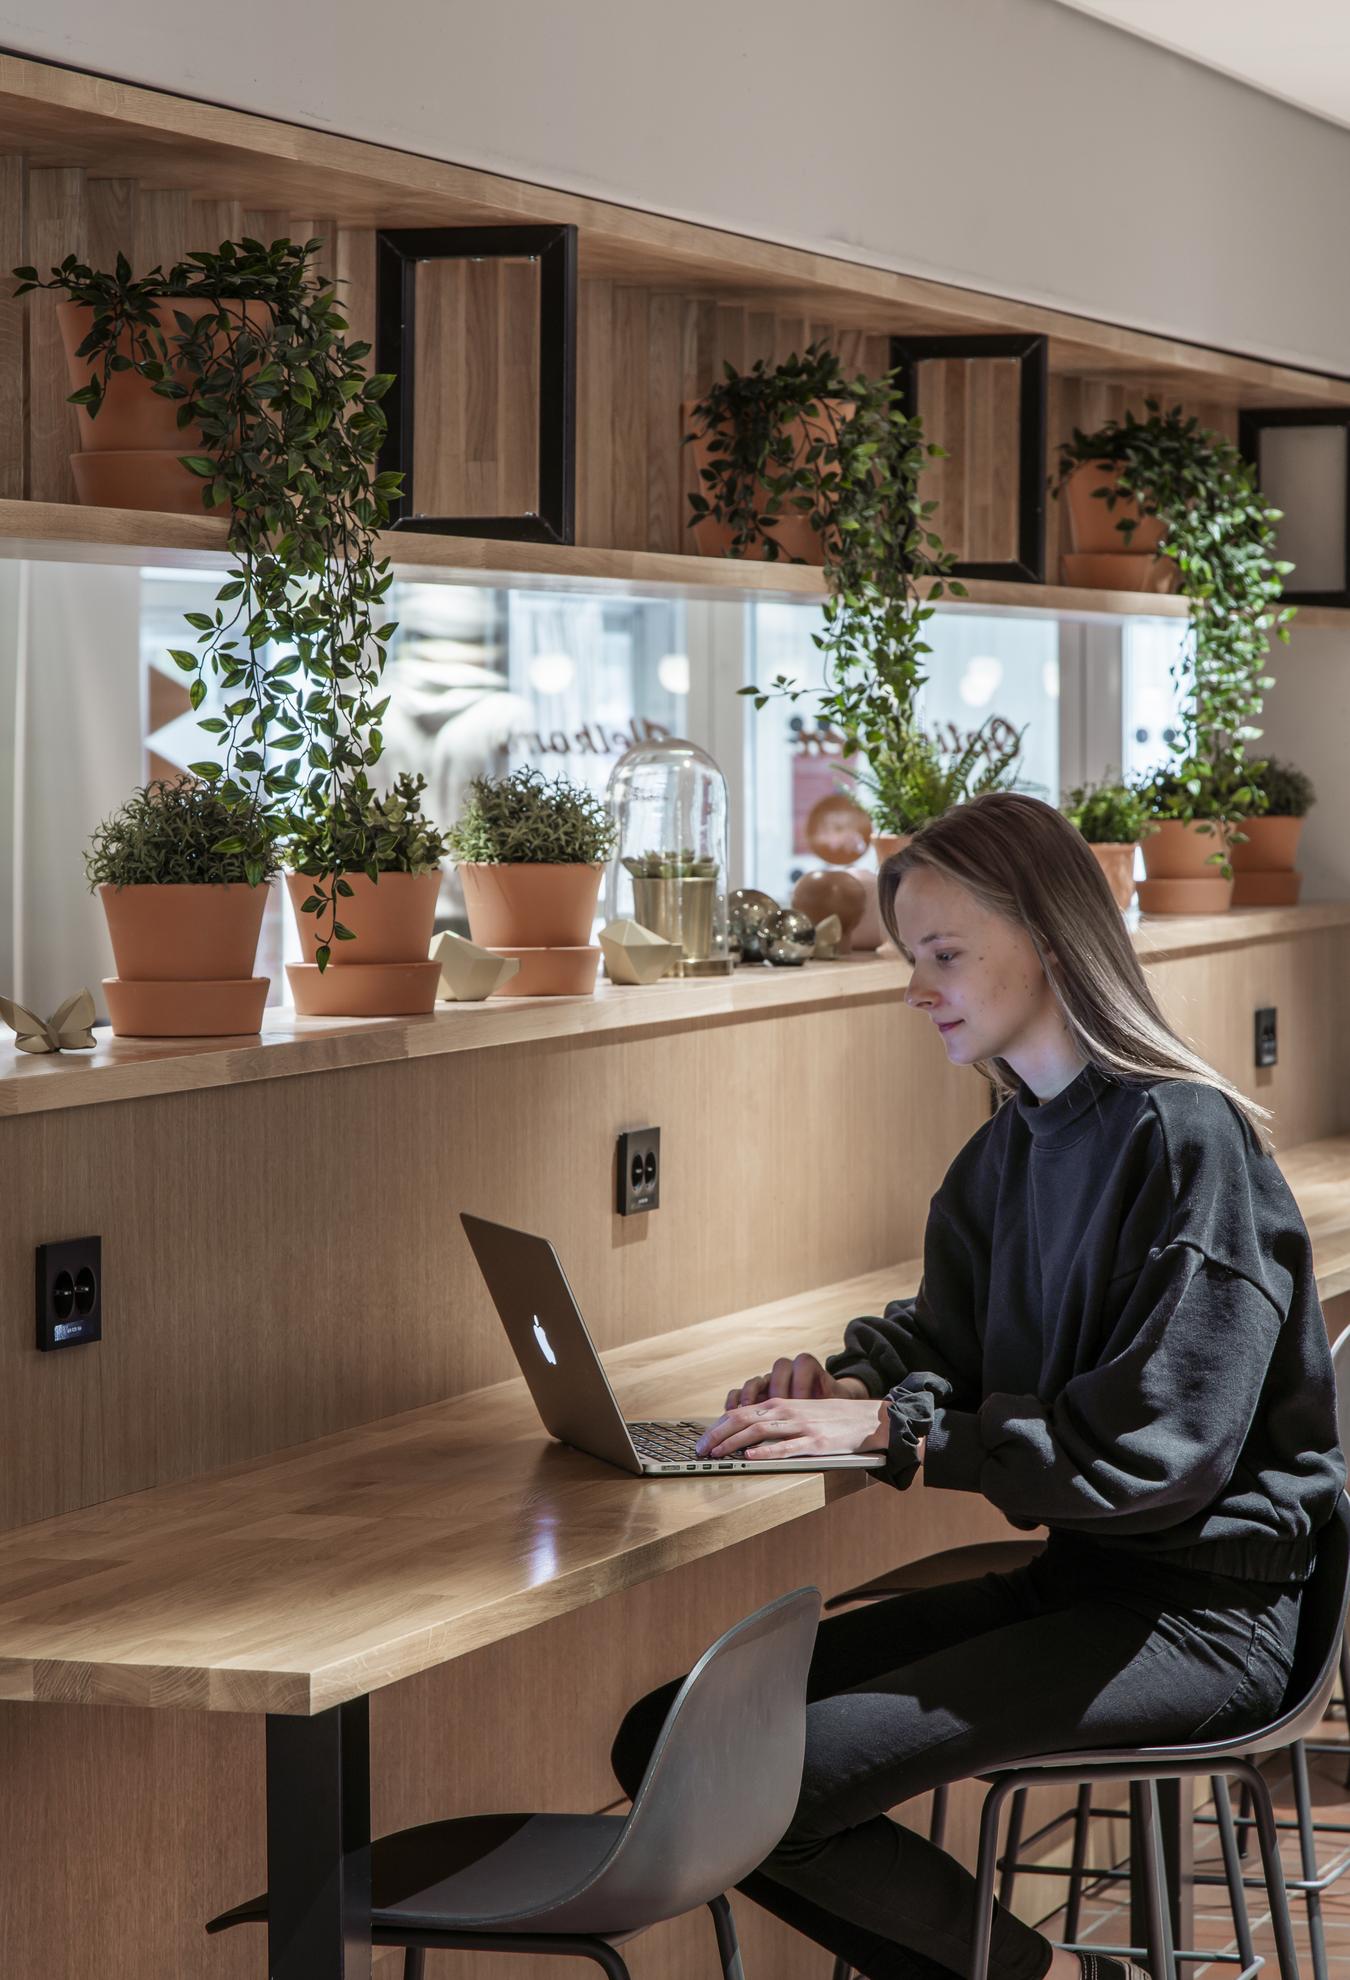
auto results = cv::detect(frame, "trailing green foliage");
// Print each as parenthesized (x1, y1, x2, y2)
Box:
(1245, 755, 1316, 818)
(16, 239, 401, 948)
(1061, 778, 1152, 846)
(287, 773, 447, 966)
(857, 719, 1025, 836)
(687, 341, 964, 771)
(1052, 401, 1293, 852)
(85, 778, 281, 889)
(447, 767, 618, 866)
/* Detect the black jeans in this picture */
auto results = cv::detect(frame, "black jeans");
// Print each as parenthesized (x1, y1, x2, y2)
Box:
(611, 1537, 1301, 1980)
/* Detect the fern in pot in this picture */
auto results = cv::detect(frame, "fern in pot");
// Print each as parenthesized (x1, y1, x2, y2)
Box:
(448, 768, 617, 996)
(863, 719, 1025, 862)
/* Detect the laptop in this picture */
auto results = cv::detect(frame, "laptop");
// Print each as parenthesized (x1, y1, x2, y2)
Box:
(462, 1213, 886, 1476)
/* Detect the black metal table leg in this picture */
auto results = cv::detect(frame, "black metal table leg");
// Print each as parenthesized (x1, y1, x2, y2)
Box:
(266, 1694, 372, 1978)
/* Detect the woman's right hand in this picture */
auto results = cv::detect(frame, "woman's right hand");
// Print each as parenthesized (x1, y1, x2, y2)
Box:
(724, 1352, 870, 1410)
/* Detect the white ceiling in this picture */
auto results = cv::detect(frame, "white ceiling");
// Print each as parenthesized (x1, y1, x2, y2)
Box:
(1054, 1, 1350, 132)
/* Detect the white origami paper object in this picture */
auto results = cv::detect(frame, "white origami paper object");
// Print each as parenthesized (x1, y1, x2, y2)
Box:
(0, 987, 97, 1053)
(430, 931, 522, 1003)
(811, 913, 844, 960)
(598, 918, 682, 986)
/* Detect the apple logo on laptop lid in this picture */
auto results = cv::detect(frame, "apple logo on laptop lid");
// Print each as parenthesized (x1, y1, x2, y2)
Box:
(532, 1314, 557, 1366)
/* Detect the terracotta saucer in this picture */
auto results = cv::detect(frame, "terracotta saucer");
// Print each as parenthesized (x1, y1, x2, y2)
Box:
(483, 946, 601, 997)
(286, 960, 440, 1017)
(102, 976, 269, 1038)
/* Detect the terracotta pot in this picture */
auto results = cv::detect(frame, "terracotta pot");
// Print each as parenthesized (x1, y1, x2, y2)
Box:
(873, 832, 912, 867)
(286, 870, 442, 967)
(72, 448, 222, 514)
(1229, 815, 1305, 874)
(286, 960, 441, 1017)
(459, 863, 604, 950)
(1061, 552, 1180, 594)
(56, 297, 266, 453)
(98, 881, 268, 981)
(102, 975, 268, 1037)
(683, 399, 854, 563)
(1140, 819, 1230, 882)
(1061, 462, 1167, 557)
(791, 869, 866, 953)
(484, 945, 601, 997)
(1088, 842, 1138, 912)
(1231, 870, 1303, 907)
(1136, 875, 1234, 915)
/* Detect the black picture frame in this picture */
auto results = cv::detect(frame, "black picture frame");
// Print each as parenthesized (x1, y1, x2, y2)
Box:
(887, 333, 1047, 583)
(375, 223, 578, 544)
(1238, 406, 1350, 607)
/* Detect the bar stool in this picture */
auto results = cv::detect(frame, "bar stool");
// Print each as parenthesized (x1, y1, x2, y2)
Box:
(207, 1586, 819, 1978)
(966, 1492, 1350, 1980)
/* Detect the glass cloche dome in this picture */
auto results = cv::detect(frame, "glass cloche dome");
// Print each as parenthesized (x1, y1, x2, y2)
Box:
(604, 737, 732, 975)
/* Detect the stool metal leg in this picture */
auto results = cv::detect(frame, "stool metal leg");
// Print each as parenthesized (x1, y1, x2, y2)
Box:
(972, 1776, 1018, 1980)
(1232, 1757, 1300, 1980)
(1341, 1635, 1350, 1791)
(830, 1960, 853, 1980)
(1134, 1780, 1179, 1980)
(930, 1781, 950, 1850)
(708, 1895, 746, 1980)
(1063, 1783, 1093, 1945)
(1291, 1738, 1330, 1980)
(403, 1952, 425, 1980)
(1211, 1775, 1257, 1979)
(999, 1787, 1029, 1909)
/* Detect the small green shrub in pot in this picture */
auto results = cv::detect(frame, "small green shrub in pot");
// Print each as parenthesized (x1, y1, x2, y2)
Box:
(1062, 777, 1152, 912)
(85, 778, 280, 1035)
(861, 719, 1025, 842)
(285, 773, 449, 974)
(1229, 757, 1316, 904)
(449, 768, 618, 951)
(1247, 757, 1315, 818)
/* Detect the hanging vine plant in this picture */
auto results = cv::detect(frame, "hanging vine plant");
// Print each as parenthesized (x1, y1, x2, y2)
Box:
(1052, 399, 1294, 852)
(685, 341, 964, 799)
(15, 237, 401, 962)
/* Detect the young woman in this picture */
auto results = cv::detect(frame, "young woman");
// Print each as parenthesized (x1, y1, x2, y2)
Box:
(612, 791, 1344, 1980)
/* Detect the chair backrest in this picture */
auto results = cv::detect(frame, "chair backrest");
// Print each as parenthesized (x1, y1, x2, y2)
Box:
(543, 1585, 820, 1936)
(1248, 1490, 1350, 1754)
(1330, 1323, 1350, 1469)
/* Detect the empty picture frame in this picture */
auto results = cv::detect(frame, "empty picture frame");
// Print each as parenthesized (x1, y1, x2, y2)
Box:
(1239, 407, 1350, 607)
(376, 223, 578, 544)
(888, 333, 1048, 582)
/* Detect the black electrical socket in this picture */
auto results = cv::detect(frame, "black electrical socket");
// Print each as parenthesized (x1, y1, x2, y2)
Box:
(1255, 1006, 1278, 1070)
(617, 1127, 660, 1216)
(36, 1236, 102, 1351)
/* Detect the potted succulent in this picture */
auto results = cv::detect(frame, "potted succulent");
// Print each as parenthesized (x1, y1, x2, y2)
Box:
(862, 720, 1026, 863)
(1230, 757, 1316, 907)
(447, 768, 618, 996)
(86, 778, 279, 1037)
(1061, 779, 1152, 912)
(286, 774, 448, 1015)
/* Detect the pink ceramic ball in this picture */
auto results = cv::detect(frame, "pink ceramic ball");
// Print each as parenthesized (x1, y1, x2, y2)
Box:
(850, 870, 884, 952)
(791, 869, 866, 953)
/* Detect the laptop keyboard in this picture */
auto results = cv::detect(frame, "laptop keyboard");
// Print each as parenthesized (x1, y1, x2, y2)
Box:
(627, 1419, 709, 1463)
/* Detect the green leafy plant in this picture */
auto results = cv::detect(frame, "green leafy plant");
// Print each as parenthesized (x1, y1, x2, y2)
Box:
(1061, 778, 1152, 846)
(447, 767, 618, 866)
(857, 719, 1025, 835)
(85, 778, 281, 889)
(622, 850, 718, 879)
(288, 773, 447, 965)
(687, 342, 964, 770)
(1245, 755, 1316, 818)
(16, 239, 400, 939)
(1052, 401, 1293, 853)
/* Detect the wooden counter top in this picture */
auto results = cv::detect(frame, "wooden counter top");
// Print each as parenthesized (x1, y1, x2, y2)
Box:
(0, 1128, 1345, 1723)
(3, 903, 1347, 1119)
(0, 1268, 910, 1717)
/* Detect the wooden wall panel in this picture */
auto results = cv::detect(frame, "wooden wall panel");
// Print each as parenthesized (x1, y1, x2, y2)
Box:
(411, 257, 538, 521)
(0, 154, 25, 499)
(25, 165, 85, 502)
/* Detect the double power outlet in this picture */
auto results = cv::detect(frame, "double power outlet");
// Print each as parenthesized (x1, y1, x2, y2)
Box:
(617, 1127, 661, 1216)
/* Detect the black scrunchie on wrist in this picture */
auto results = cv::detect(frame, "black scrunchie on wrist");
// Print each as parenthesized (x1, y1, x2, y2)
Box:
(882, 1371, 953, 1488)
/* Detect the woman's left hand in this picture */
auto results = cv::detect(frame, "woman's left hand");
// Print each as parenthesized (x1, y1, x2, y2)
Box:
(695, 1398, 890, 1460)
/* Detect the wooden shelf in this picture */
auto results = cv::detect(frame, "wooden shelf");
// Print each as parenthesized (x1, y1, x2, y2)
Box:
(1, 50, 1348, 411)
(0, 498, 1213, 620)
(5, 904, 1348, 1120)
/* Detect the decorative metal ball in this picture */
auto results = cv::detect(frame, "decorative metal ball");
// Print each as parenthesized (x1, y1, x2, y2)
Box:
(766, 937, 810, 967)
(765, 907, 815, 966)
(729, 891, 780, 965)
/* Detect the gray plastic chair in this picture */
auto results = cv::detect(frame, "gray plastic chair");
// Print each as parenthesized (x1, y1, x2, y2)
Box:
(207, 1585, 821, 1978)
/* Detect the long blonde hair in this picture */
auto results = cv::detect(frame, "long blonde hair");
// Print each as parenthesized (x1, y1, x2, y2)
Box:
(878, 790, 1271, 1149)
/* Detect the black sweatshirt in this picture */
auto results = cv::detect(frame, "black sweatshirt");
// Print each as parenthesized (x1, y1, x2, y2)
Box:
(827, 1065, 1344, 1582)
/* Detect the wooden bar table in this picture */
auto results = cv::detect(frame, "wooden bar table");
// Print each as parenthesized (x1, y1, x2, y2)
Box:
(0, 1268, 905, 1979)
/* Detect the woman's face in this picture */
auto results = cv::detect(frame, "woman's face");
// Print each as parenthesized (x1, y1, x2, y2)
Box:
(891, 864, 1060, 1071)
